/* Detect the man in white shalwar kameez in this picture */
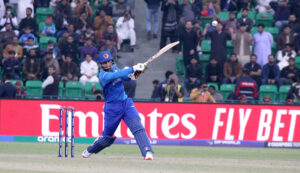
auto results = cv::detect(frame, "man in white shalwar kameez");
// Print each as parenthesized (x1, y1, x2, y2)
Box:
(116, 10, 136, 51)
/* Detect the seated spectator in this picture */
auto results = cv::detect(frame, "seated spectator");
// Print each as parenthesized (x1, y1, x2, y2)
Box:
(162, 74, 183, 102)
(74, 12, 93, 35)
(60, 35, 79, 63)
(190, 82, 216, 103)
(99, 24, 118, 50)
(280, 58, 300, 85)
(262, 55, 280, 86)
(96, 0, 113, 16)
(79, 54, 99, 86)
(208, 85, 223, 102)
(236, 9, 253, 32)
(55, 0, 72, 18)
(2, 50, 20, 80)
(244, 54, 262, 86)
(2, 36, 23, 60)
(184, 57, 202, 94)
(205, 58, 222, 84)
(42, 65, 59, 99)
(233, 68, 258, 100)
(287, 14, 300, 34)
(61, 55, 79, 83)
(286, 71, 300, 102)
(55, 12, 74, 38)
(253, 23, 273, 67)
(66, 24, 79, 43)
(41, 40, 61, 62)
(0, 6, 18, 34)
(93, 7, 114, 41)
(19, 7, 38, 36)
(221, 0, 237, 11)
(223, 53, 243, 84)
(41, 51, 60, 79)
(23, 37, 39, 55)
(0, 73, 16, 98)
(41, 16, 56, 37)
(116, 10, 136, 51)
(158, 70, 173, 102)
(75, 0, 94, 17)
(15, 80, 26, 99)
(277, 25, 296, 51)
(0, 23, 16, 51)
(277, 43, 296, 70)
(22, 49, 40, 81)
(271, 0, 290, 29)
(232, 23, 253, 67)
(78, 26, 95, 46)
(151, 79, 160, 99)
(19, 26, 36, 45)
(179, 20, 197, 66)
(221, 12, 237, 35)
(112, 0, 131, 22)
(256, 0, 275, 14)
(81, 38, 97, 61)
(100, 35, 118, 59)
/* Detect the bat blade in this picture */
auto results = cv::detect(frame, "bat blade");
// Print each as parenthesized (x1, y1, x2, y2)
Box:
(145, 41, 179, 65)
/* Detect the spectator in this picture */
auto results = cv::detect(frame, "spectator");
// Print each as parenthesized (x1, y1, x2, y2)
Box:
(61, 54, 79, 83)
(79, 53, 99, 87)
(262, 55, 280, 86)
(287, 14, 300, 34)
(204, 22, 231, 66)
(271, 0, 290, 29)
(60, 36, 79, 63)
(184, 57, 202, 94)
(22, 49, 40, 81)
(112, 0, 131, 22)
(2, 36, 23, 60)
(2, 50, 20, 79)
(208, 85, 223, 102)
(116, 10, 136, 51)
(15, 80, 26, 99)
(221, 12, 237, 35)
(286, 71, 300, 102)
(93, 8, 114, 40)
(55, 0, 72, 18)
(194, 21, 203, 52)
(162, 74, 183, 102)
(144, 0, 161, 40)
(0, 6, 18, 31)
(243, 54, 262, 86)
(23, 37, 39, 55)
(74, 12, 93, 35)
(75, 0, 94, 17)
(179, 0, 197, 26)
(232, 23, 253, 66)
(81, 38, 97, 61)
(280, 58, 300, 85)
(19, 7, 38, 36)
(42, 65, 59, 99)
(41, 40, 61, 62)
(253, 23, 273, 67)
(0, 73, 16, 98)
(17, 0, 34, 23)
(238, 0, 255, 11)
(34, 0, 50, 9)
(158, 70, 173, 101)
(98, 24, 118, 50)
(160, 0, 180, 52)
(203, 0, 220, 14)
(0, 23, 16, 53)
(233, 68, 258, 100)
(41, 51, 60, 79)
(277, 43, 296, 70)
(92, 87, 104, 101)
(100, 35, 118, 59)
(19, 26, 36, 45)
(221, 0, 237, 11)
(190, 82, 216, 103)
(178, 20, 197, 66)
(201, 3, 215, 17)
(65, 24, 79, 43)
(236, 8, 253, 32)
(55, 11, 73, 38)
(96, 0, 112, 16)
(151, 79, 160, 99)
(223, 53, 243, 84)
(78, 26, 95, 46)
(256, 0, 275, 14)
(41, 16, 56, 37)
(205, 57, 222, 84)
(277, 25, 296, 51)
(263, 96, 271, 104)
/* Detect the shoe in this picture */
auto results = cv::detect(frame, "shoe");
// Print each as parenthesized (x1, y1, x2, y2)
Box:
(82, 149, 92, 158)
(147, 32, 152, 40)
(153, 34, 158, 39)
(144, 151, 153, 160)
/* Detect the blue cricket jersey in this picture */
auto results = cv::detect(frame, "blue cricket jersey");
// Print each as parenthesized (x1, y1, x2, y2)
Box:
(99, 66, 133, 102)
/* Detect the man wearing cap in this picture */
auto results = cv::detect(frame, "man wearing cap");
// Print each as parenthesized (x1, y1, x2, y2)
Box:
(82, 51, 154, 160)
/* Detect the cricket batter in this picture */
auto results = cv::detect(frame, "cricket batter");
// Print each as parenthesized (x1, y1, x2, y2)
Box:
(82, 51, 154, 160)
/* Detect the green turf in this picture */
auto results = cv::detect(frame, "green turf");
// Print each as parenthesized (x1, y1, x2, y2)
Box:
(0, 142, 299, 173)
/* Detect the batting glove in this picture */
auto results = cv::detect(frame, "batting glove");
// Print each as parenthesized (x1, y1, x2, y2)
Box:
(133, 63, 147, 73)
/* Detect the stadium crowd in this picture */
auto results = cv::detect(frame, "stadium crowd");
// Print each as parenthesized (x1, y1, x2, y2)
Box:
(0, 0, 299, 104)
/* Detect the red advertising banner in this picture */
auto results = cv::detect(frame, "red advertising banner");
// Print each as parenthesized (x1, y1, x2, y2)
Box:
(0, 99, 299, 142)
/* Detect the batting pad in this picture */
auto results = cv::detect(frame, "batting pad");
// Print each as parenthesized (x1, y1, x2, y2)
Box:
(87, 136, 116, 153)
(125, 116, 154, 157)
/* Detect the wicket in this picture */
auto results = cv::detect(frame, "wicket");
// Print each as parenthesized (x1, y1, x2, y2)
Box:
(58, 107, 75, 158)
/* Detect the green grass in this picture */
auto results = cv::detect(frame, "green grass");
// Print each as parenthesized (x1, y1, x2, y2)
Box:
(0, 142, 299, 173)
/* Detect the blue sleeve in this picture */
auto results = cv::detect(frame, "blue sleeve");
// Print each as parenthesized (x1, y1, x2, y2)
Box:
(100, 67, 134, 86)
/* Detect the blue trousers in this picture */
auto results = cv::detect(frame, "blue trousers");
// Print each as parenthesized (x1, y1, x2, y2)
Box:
(146, 7, 160, 34)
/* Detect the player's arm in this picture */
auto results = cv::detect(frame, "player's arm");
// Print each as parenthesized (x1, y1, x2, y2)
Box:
(100, 67, 134, 85)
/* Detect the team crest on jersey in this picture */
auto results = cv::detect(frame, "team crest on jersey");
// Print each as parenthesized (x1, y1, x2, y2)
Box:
(103, 53, 109, 59)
